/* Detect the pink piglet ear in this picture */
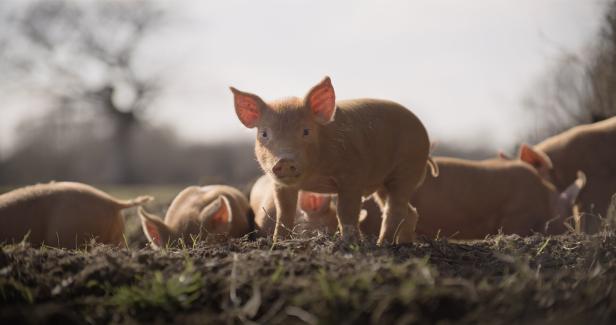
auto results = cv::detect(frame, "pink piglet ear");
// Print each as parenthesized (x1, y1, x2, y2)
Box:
(306, 76, 336, 124)
(230, 87, 264, 128)
(200, 196, 233, 235)
(139, 207, 171, 249)
(519, 144, 553, 170)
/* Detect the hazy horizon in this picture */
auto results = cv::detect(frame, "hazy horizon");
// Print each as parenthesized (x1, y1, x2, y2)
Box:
(0, 0, 606, 157)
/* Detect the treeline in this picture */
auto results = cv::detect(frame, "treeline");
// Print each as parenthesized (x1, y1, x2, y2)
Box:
(0, 120, 261, 187)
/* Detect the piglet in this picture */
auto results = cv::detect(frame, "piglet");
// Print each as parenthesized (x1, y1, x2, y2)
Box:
(0, 182, 152, 248)
(411, 158, 586, 238)
(501, 117, 616, 233)
(232, 77, 437, 244)
(139, 185, 251, 249)
(359, 158, 586, 239)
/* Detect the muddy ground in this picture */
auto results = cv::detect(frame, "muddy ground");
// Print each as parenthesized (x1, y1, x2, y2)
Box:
(1, 187, 616, 324)
(2, 229, 616, 324)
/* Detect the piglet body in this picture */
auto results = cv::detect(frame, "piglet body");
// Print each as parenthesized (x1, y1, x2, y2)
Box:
(0, 182, 152, 248)
(232, 77, 436, 244)
(411, 158, 585, 238)
(359, 158, 586, 239)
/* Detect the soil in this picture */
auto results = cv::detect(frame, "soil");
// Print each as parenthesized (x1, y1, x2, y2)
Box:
(2, 230, 616, 324)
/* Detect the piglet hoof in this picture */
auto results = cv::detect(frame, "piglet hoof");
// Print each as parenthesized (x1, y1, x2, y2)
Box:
(394, 219, 416, 244)
(378, 216, 416, 245)
(376, 228, 396, 246)
(339, 224, 361, 243)
(395, 231, 415, 245)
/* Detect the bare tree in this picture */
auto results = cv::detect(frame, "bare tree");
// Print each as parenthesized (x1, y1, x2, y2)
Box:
(0, 0, 164, 183)
(585, 2, 616, 122)
(523, 54, 590, 142)
(523, 1, 616, 142)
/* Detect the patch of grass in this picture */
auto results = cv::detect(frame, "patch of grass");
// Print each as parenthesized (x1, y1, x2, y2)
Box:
(109, 260, 202, 312)
(536, 237, 551, 256)
(0, 278, 34, 304)
(270, 262, 285, 284)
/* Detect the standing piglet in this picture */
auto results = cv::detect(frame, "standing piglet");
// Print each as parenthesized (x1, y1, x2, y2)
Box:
(232, 77, 436, 244)
(139, 185, 251, 249)
(250, 175, 337, 236)
(357, 158, 586, 239)
(503, 117, 616, 232)
(0, 182, 152, 248)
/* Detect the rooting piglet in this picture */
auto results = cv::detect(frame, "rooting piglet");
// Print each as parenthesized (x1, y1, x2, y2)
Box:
(0, 182, 152, 248)
(250, 175, 337, 236)
(139, 185, 251, 249)
(500, 117, 616, 232)
(232, 77, 436, 244)
(408, 157, 586, 239)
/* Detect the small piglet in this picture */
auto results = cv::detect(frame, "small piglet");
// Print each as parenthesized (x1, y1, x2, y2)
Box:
(139, 185, 251, 248)
(250, 175, 337, 236)
(0, 182, 152, 248)
(232, 77, 436, 244)
(501, 117, 616, 232)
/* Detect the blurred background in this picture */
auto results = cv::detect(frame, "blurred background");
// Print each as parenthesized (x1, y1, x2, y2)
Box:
(0, 0, 614, 188)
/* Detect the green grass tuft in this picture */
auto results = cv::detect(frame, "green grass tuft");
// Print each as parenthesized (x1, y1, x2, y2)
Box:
(109, 260, 203, 311)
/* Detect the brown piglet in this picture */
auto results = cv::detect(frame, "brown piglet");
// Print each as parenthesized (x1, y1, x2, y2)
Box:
(232, 76, 437, 244)
(406, 157, 586, 239)
(502, 117, 616, 232)
(139, 185, 251, 249)
(0, 182, 152, 248)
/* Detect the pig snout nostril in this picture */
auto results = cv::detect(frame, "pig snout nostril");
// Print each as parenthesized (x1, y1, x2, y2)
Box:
(272, 159, 299, 178)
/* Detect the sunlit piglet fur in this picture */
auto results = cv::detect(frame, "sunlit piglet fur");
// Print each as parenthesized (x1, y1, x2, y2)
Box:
(0, 182, 152, 248)
(232, 77, 437, 244)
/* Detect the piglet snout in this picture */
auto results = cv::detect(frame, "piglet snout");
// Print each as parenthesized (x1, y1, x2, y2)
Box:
(272, 159, 300, 178)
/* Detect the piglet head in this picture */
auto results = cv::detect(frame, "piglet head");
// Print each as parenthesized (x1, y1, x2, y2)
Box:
(499, 145, 566, 189)
(231, 77, 337, 186)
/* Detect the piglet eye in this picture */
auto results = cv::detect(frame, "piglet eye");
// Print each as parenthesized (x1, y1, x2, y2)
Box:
(261, 130, 268, 138)
(303, 128, 310, 137)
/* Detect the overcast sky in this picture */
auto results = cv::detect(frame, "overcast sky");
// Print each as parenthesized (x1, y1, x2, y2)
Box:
(0, 0, 607, 155)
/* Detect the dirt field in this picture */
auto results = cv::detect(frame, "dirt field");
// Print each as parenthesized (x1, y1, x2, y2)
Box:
(1, 189, 616, 324)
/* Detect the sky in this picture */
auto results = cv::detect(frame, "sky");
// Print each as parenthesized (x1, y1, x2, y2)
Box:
(0, 0, 607, 156)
